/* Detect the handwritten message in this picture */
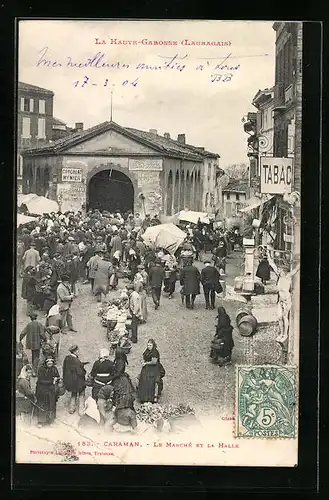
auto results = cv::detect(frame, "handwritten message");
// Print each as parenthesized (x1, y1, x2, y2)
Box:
(36, 47, 242, 87)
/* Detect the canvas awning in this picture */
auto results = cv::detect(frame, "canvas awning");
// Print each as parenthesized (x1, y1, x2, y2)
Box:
(17, 214, 38, 228)
(178, 210, 211, 225)
(240, 195, 274, 213)
(18, 194, 59, 215)
(141, 223, 186, 254)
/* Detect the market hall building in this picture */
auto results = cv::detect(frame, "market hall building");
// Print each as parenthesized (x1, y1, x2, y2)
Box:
(21, 121, 221, 216)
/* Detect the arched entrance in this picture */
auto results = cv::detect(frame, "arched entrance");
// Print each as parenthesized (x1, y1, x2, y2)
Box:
(87, 168, 134, 213)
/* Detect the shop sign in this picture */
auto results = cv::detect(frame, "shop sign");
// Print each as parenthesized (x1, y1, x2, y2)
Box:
(260, 157, 293, 194)
(62, 168, 83, 182)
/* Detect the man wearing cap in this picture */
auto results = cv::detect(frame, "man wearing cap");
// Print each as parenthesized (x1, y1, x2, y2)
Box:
(89, 349, 115, 401)
(62, 345, 87, 415)
(201, 260, 222, 310)
(22, 241, 40, 270)
(148, 258, 165, 309)
(56, 275, 77, 333)
(126, 284, 141, 343)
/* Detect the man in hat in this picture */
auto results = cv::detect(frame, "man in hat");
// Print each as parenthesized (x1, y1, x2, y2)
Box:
(56, 275, 77, 333)
(19, 312, 47, 376)
(126, 284, 141, 343)
(201, 260, 222, 310)
(148, 258, 165, 309)
(86, 249, 103, 292)
(62, 345, 87, 415)
(180, 259, 201, 310)
(22, 241, 40, 270)
(108, 230, 122, 261)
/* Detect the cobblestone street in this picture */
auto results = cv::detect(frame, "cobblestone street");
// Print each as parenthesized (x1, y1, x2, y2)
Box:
(17, 251, 281, 423)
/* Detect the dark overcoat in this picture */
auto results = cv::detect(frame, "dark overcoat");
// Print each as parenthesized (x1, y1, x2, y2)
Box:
(180, 265, 201, 295)
(62, 354, 86, 393)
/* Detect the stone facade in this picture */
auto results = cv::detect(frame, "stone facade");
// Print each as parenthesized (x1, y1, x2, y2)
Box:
(22, 121, 218, 216)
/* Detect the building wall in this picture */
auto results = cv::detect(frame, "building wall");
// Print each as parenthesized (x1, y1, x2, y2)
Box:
(202, 158, 219, 213)
(222, 191, 247, 218)
(162, 158, 203, 216)
(17, 88, 54, 188)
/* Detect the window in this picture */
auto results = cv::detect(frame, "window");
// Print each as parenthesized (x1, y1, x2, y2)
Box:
(22, 117, 31, 138)
(29, 99, 34, 112)
(37, 118, 46, 139)
(20, 97, 24, 111)
(39, 99, 45, 114)
(24, 99, 29, 112)
(17, 155, 23, 177)
(226, 193, 230, 200)
(236, 193, 240, 201)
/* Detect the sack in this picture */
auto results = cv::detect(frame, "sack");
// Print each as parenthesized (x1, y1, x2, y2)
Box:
(159, 362, 166, 378)
(215, 281, 223, 294)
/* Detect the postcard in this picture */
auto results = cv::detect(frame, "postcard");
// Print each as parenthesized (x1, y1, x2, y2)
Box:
(15, 19, 301, 466)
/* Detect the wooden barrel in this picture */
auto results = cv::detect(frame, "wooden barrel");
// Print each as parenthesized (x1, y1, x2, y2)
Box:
(237, 314, 258, 337)
(236, 307, 250, 326)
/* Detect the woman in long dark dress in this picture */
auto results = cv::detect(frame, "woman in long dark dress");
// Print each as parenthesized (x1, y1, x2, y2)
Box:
(256, 246, 272, 285)
(36, 357, 60, 427)
(210, 307, 234, 366)
(137, 339, 164, 403)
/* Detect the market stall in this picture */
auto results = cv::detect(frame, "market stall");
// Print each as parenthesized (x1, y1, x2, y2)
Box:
(17, 213, 38, 228)
(141, 223, 186, 254)
(18, 194, 59, 215)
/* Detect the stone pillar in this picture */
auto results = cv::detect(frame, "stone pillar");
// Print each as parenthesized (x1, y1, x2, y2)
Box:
(190, 172, 195, 209)
(178, 168, 181, 211)
(171, 171, 175, 215)
(180, 172, 185, 211)
(31, 165, 37, 193)
(243, 238, 256, 275)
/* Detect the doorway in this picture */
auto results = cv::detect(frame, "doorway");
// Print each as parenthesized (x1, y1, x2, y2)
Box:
(87, 168, 134, 213)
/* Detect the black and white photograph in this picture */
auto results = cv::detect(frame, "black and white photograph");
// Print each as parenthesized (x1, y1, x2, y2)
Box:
(15, 19, 302, 466)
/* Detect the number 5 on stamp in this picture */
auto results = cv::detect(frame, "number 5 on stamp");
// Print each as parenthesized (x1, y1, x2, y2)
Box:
(234, 365, 297, 439)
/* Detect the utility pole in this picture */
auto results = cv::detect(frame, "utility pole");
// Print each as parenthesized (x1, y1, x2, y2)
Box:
(110, 85, 114, 121)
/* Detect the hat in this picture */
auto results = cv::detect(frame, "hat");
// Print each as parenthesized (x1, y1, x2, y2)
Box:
(29, 312, 38, 320)
(126, 283, 135, 290)
(69, 345, 79, 354)
(68, 236, 74, 241)
(137, 264, 144, 270)
(61, 274, 70, 282)
(30, 241, 36, 246)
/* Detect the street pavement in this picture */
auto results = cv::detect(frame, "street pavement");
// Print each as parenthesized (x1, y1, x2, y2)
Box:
(16, 251, 281, 421)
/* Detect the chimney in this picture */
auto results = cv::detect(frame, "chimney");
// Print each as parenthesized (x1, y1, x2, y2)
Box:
(164, 132, 171, 139)
(177, 133, 186, 144)
(149, 128, 157, 135)
(75, 122, 84, 132)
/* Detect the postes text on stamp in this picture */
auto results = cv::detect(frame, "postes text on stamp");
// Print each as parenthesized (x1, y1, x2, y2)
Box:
(235, 365, 297, 438)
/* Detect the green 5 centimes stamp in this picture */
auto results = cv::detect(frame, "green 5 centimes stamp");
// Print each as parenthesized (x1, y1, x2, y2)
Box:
(235, 365, 297, 438)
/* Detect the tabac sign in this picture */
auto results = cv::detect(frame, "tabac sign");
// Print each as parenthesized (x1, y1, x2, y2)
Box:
(260, 157, 293, 194)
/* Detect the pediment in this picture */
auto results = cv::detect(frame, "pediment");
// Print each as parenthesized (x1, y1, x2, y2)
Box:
(65, 129, 157, 155)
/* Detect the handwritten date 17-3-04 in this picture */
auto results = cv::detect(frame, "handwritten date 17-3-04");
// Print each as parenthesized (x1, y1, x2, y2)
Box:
(73, 76, 139, 88)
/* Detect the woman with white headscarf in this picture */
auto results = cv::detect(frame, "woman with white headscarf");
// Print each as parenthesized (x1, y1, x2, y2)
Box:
(78, 396, 101, 429)
(16, 364, 36, 416)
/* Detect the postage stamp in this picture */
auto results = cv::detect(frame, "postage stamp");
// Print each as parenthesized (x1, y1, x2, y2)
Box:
(234, 365, 297, 439)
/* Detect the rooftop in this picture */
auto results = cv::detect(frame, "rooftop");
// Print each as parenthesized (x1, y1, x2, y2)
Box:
(222, 178, 249, 193)
(22, 120, 220, 161)
(18, 82, 54, 96)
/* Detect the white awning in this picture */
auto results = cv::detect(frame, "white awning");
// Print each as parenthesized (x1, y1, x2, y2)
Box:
(240, 195, 274, 213)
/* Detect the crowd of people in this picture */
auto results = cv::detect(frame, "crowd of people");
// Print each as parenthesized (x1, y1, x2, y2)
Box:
(16, 208, 237, 431)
